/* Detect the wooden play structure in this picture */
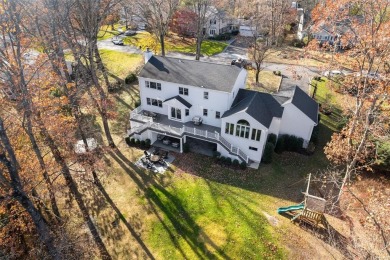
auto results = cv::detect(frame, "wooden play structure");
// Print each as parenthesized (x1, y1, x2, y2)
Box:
(277, 174, 327, 227)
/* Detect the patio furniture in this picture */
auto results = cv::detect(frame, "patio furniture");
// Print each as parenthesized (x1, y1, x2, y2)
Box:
(144, 150, 150, 159)
(172, 142, 179, 148)
(162, 138, 171, 145)
(152, 147, 160, 155)
(161, 150, 169, 159)
(192, 116, 203, 126)
(141, 158, 153, 169)
(150, 154, 161, 163)
(158, 158, 166, 165)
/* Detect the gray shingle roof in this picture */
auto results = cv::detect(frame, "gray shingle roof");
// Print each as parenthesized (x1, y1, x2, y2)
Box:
(290, 87, 319, 124)
(222, 89, 285, 128)
(164, 95, 192, 108)
(139, 56, 243, 92)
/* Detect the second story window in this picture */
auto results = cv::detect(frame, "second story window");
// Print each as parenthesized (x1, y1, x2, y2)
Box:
(203, 109, 208, 116)
(185, 109, 189, 116)
(215, 111, 220, 119)
(146, 81, 161, 90)
(179, 87, 188, 95)
(204, 91, 208, 99)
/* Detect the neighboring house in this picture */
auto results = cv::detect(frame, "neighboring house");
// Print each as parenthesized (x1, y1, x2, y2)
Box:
(206, 7, 238, 37)
(128, 50, 318, 168)
(300, 20, 353, 49)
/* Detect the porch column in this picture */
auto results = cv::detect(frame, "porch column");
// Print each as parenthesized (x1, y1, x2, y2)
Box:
(183, 136, 187, 143)
(180, 138, 183, 153)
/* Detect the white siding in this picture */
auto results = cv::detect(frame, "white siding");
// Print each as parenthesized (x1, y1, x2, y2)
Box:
(228, 69, 247, 108)
(138, 77, 240, 127)
(221, 111, 268, 162)
(268, 118, 281, 135)
(279, 103, 316, 147)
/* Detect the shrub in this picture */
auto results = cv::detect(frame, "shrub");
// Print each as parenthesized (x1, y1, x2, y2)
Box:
(125, 136, 131, 146)
(125, 73, 137, 84)
(219, 156, 226, 164)
(213, 33, 231, 41)
(273, 70, 282, 76)
(275, 135, 286, 153)
(145, 139, 151, 149)
(267, 133, 277, 146)
(130, 138, 135, 145)
(225, 157, 232, 166)
(213, 151, 221, 158)
(183, 143, 190, 153)
(134, 139, 140, 146)
(140, 140, 146, 148)
(231, 30, 239, 36)
(302, 36, 309, 45)
(134, 99, 141, 107)
(314, 76, 321, 81)
(232, 159, 240, 167)
(240, 161, 247, 170)
(262, 142, 274, 164)
(108, 81, 122, 93)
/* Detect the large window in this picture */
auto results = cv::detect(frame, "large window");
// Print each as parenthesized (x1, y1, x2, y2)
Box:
(179, 87, 188, 95)
(251, 129, 261, 141)
(225, 122, 234, 135)
(146, 81, 161, 90)
(209, 29, 216, 35)
(147, 98, 162, 107)
(171, 107, 181, 120)
(236, 120, 250, 138)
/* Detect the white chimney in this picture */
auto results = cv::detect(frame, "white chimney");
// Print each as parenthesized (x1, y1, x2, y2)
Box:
(144, 48, 153, 64)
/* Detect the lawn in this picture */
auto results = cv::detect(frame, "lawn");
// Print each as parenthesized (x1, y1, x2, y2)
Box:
(73, 51, 345, 258)
(123, 31, 227, 56)
(310, 77, 348, 131)
(246, 70, 282, 93)
(99, 49, 143, 79)
(98, 24, 122, 40)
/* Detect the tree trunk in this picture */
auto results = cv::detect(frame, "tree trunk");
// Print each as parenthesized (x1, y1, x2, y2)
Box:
(160, 33, 165, 56)
(0, 118, 62, 260)
(94, 47, 112, 92)
(36, 117, 112, 260)
(195, 37, 202, 60)
(24, 113, 62, 221)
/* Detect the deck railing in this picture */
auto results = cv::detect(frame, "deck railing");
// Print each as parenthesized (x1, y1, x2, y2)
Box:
(129, 107, 249, 163)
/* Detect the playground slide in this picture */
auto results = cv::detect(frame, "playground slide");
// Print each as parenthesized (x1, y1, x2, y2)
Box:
(277, 204, 304, 214)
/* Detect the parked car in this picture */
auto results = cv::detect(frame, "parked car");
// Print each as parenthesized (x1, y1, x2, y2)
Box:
(323, 70, 344, 77)
(231, 58, 252, 69)
(124, 30, 136, 36)
(112, 38, 124, 45)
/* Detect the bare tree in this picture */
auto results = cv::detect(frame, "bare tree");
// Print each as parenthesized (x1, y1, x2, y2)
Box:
(186, 0, 213, 60)
(137, 0, 179, 56)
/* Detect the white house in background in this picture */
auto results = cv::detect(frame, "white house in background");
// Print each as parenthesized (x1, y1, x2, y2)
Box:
(128, 50, 318, 168)
(206, 7, 238, 37)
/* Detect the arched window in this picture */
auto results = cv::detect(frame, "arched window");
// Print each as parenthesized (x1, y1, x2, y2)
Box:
(236, 120, 250, 138)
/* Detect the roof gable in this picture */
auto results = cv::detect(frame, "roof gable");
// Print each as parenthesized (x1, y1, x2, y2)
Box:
(222, 89, 285, 128)
(139, 56, 243, 92)
(164, 95, 192, 108)
(289, 86, 319, 124)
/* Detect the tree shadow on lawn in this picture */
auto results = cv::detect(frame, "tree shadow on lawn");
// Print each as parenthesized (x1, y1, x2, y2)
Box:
(107, 148, 233, 260)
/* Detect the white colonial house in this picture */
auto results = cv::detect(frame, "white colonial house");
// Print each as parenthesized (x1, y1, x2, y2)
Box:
(128, 50, 318, 168)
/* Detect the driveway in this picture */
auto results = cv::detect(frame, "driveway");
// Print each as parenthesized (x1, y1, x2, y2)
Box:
(97, 38, 142, 54)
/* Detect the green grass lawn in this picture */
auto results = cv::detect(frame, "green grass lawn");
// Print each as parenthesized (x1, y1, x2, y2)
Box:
(311, 77, 346, 131)
(98, 24, 122, 40)
(98, 50, 143, 79)
(123, 32, 227, 56)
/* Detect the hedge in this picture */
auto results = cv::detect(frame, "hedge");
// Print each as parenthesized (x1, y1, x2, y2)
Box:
(183, 143, 190, 153)
(262, 142, 275, 164)
(276, 134, 303, 153)
(267, 133, 277, 146)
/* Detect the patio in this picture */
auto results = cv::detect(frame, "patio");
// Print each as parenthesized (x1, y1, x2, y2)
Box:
(135, 147, 176, 174)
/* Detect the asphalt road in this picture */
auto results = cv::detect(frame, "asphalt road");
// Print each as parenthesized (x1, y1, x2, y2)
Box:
(97, 39, 321, 96)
